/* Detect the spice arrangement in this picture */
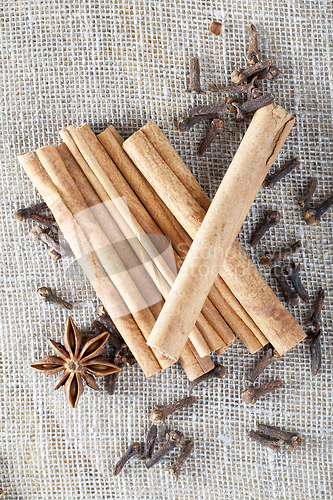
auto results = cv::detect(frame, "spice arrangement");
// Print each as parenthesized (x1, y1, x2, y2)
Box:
(11, 23, 330, 487)
(113, 396, 197, 480)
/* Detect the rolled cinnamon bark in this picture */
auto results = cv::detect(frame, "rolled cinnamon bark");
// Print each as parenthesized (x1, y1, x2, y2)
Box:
(99, 125, 262, 352)
(17, 151, 161, 378)
(123, 105, 305, 359)
(98, 125, 241, 349)
(141, 119, 269, 346)
(60, 126, 225, 356)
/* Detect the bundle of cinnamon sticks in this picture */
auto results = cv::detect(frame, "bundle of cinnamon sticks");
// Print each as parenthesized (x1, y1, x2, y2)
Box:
(18, 104, 305, 380)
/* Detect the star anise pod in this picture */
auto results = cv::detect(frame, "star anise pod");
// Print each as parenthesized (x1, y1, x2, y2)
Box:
(31, 317, 121, 408)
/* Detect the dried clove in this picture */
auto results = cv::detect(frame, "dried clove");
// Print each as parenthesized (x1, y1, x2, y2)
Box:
(198, 118, 224, 156)
(273, 267, 299, 306)
(231, 59, 273, 84)
(107, 354, 126, 395)
(189, 365, 227, 392)
(298, 178, 318, 209)
(150, 396, 197, 424)
(30, 225, 66, 256)
(46, 247, 62, 260)
(210, 77, 260, 95)
(12, 202, 48, 221)
(209, 21, 224, 36)
(31, 213, 59, 233)
(247, 346, 280, 384)
(256, 423, 302, 450)
(306, 329, 322, 376)
(263, 158, 300, 188)
(164, 441, 194, 481)
(177, 113, 216, 131)
(306, 289, 325, 330)
(146, 430, 185, 469)
(303, 195, 333, 225)
(37, 286, 73, 310)
(247, 24, 260, 65)
(259, 241, 302, 268)
(284, 263, 310, 302)
(241, 380, 284, 404)
(189, 97, 238, 117)
(113, 442, 141, 476)
(249, 89, 263, 101)
(256, 65, 280, 81)
(92, 319, 125, 355)
(247, 431, 284, 452)
(97, 304, 123, 340)
(250, 210, 281, 247)
(232, 92, 275, 121)
(142, 424, 158, 460)
(185, 57, 205, 95)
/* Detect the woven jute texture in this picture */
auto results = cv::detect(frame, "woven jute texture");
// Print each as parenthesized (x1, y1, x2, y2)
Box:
(1, 1, 332, 499)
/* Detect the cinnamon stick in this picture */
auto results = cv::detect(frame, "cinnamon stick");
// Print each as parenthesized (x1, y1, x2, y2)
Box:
(114, 122, 266, 350)
(57, 142, 214, 378)
(123, 105, 305, 359)
(141, 119, 268, 348)
(97, 125, 240, 349)
(17, 151, 161, 378)
(61, 126, 226, 356)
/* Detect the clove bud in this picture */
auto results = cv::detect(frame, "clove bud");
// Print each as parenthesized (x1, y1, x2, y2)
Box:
(241, 380, 284, 404)
(250, 210, 281, 247)
(146, 431, 185, 469)
(37, 287, 73, 310)
(150, 396, 197, 425)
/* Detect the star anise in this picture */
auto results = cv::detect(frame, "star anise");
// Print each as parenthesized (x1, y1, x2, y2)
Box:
(31, 317, 121, 408)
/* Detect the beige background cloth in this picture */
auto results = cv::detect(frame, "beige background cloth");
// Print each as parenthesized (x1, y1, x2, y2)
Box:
(0, 1, 332, 499)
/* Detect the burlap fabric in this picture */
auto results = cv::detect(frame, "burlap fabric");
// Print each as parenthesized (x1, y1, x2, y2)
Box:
(0, 1, 332, 499)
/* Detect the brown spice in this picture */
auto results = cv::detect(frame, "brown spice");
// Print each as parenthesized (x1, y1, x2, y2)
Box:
(92, 319, 124, 355)
(198, 118, 224, 156)
(247, 24, 260, 65)
(164, 441, 194, 481)
(259, 241, 302, 268)
(189, 365, 226, 392)
(306, 329, 322, 376)
(29, 225, 66, 256)
(256, 423, 302, 450)
(31, 317, 120, 408)
(241, 380, 284, 404)
(231, 60, 273, 84)
(263, 158, 300, 188)
(107, 355, 126, 395)
(30, 213, 59, 233)
(306, 290, 325, 330)
(185, 57, 205, 95)
(298, 178, 318, 209)
(188, 97, 238, 117)
(142, 424, 158, 460)
(209, 21, 224, 36)
(303, 195, 333, 225)
(247, 431, 284, 452)
(273, 267, 299, 306)
(177, 113, 217, 131)
(37, 286, 73, 310)
(284, 263, 310, 302)
(233, 92, 275, 121)
(146, 430, 185, 469)
(150, 396, 197, 424)
(113, 443, 141, 476)
(247, 346, 280, 384)
(250, 210, 281, 247)
(12, 201, 48, 221)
